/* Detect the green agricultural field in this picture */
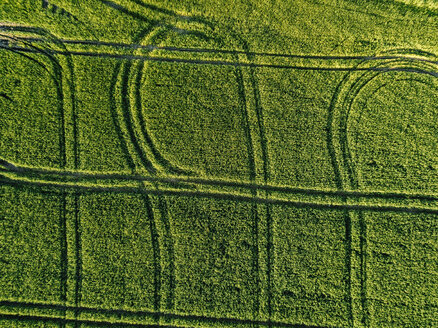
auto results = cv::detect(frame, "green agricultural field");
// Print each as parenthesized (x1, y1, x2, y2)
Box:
(0, 0, 437, 327)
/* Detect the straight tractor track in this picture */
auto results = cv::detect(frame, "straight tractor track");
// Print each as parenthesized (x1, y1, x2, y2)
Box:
(2, 35, 438, 64)
(2, 44, 438, 75)
(233, 53, 260, 321)
(244, 41, 273, 323)
(0, 300, 339, 328)
(119, 60, 156, 174)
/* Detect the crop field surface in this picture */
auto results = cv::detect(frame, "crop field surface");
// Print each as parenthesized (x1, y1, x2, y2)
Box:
(0, 1, 437, 328)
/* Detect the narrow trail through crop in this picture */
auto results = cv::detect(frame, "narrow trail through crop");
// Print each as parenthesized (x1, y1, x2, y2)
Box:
(3, 44, 438, 74)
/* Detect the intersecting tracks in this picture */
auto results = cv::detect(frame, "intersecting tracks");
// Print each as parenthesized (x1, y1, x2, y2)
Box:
(0, 24, 82, 328)
(327, 49, 438, 327)
(0, 299, 341, 328)
(2, 30, 438, 328)
(1, 36, 438, 73)
(2, 160, 438, 215)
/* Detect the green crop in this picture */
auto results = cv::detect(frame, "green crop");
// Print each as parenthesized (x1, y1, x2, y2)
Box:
(0, 1, 437, 327)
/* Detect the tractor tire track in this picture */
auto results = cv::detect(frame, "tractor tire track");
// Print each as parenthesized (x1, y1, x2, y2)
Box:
(131, 25, 193, 176)
(156, 196, 175, 313)
(44, 35, 82, 323)
(327, 63, 382, 327)
(328, 50, 438, 327)
(23, 33, 83, 322)
(4, 35, 438, 64)
(243, 39, 272, 324)
(338, 66, 378, 327)
(29, 37, 67, 328)
(109, 57, 162, 316)
(143, 193, 162, 316)
(0, 32, 70, 328)
(0, 44, 52, 76)
(233, 52, 260, 321)
(120, 60, 156, 174)
(3, 176, 438, 215)
(73, 193, 82, 328)
(59, 192, 67, 328)
(326, 63, 354, 327)
(0, 300, 340, 328)
(2, 158, 438, 202)
(3, 44, 438, 74)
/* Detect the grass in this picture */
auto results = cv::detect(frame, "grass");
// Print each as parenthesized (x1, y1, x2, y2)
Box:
(0, 0, 437, 327)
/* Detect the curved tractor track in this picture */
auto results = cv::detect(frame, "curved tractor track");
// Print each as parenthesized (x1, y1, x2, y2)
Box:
(327, 49, 438, 328)
(102, 0, 269, 320)
(0, 24, 80, 328)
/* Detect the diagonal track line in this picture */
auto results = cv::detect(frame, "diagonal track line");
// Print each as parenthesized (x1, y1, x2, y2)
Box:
(2, 161, 437, 202)
(2, 176, 438, 215)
